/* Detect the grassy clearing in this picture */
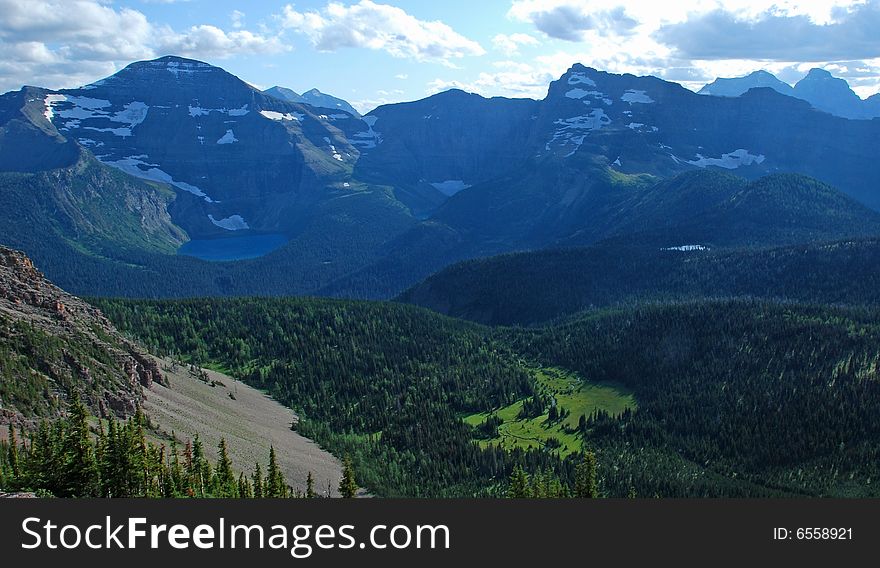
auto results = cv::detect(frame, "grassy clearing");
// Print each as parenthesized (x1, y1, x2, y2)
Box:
(464, 367, 636, 457)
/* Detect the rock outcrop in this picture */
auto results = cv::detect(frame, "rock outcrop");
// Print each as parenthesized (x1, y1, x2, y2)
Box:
(0, 246, 164, 424)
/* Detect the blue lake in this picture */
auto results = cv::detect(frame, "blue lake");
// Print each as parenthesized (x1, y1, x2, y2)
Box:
(178, 234, 289, 262)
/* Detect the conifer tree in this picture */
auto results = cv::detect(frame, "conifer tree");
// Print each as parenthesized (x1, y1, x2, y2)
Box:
(238, 473, 252, 498)
(215, 438, 236, 497)
(252, 463, 264, 498)
(339, 456, 358, 498)
(507, 466, 530, 498)
(63, 394, 98, 497)
(265, 446, 285, 498)
(7, 425, 19, 482)
(306, 471, 316, 498)
(574, 451, 598, 498)
(190, 435, 206, 497)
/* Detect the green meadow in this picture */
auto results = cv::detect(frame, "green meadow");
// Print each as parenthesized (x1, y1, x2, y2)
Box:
(464, 367, 636, 457)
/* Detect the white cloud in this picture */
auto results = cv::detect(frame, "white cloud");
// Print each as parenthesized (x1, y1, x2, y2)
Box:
(158, 25, 287, 59)
(428, 61, 556, 99)
(508, 0, 639, 41)
(280, 1, 485, 64)
(231, 10, 245, 30)
(502, 0, 880, 96)
(0, 0, 284, 93)
(492, 33, 539, 56)
(395, 73, 409, 80)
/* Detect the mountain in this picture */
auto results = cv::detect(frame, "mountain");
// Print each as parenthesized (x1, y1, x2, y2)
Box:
(700, 68, 880, 120)
(793, 68, 873, 119)
(698, 70, 795, 98)
(264, 85, 360, 117)
(0, 246, 163, 424)
(399, 237, 880, 326)
(4, 57, 880, 301)
(263, 85, 303, 103)
(0, 56, 420, 296)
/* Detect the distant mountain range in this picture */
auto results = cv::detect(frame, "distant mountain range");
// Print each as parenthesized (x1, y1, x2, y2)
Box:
(2, 56, 880, 300)
(263, 85, 361, 117)
(700, 68, 880, 120)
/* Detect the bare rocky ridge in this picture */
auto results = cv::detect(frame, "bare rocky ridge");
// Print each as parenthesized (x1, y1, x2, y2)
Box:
(0, 245, 162, 424)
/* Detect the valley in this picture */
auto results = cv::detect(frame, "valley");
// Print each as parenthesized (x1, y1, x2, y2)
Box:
(3, 51, 880, 501)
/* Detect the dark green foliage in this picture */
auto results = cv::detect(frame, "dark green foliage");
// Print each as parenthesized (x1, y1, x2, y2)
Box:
(506, 300, 880, 497)
(92, 297, 571, 497)
(574, 452, 598, 498)
(339, 456, 358, 498)
(0, 406, 303, 498)
(91, 295, 880, 498)
(399, 237, 880, 326)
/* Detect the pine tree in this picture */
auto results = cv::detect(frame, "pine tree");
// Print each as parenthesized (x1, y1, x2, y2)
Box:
(574, 451, 598, 498)
(190, 435, 206, 497)
(63, 393, 98, 497)
(7, 425, 19, 482)
(238, 473, 252, 498)
(507, 465, 530, 498)
(215, 438, 236, 497)
(339, 456, 358, 498)
(306, 471, 316, 498)
(265, 446, 285, 498)
(252, 463, 264, 498)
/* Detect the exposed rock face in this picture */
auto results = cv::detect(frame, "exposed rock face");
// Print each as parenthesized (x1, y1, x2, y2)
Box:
(0, 246, 163, 423)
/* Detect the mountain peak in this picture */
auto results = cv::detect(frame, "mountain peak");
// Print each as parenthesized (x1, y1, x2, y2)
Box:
(803, 68, 834, 80)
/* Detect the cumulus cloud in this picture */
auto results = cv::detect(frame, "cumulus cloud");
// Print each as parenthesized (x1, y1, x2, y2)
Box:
(280, 1, 485, 64)
(492, 33, 539, 56)
(158, 25, 286, 59)
(657, 2, 880, 61)
(0, 0, 284, 93)
(428, 61, 557, 99)
(508, 0, 638, 41)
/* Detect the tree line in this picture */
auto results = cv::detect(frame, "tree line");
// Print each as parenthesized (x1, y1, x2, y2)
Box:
(0, 395, 360, 499)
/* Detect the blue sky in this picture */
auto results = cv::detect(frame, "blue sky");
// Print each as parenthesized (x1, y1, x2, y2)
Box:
(2, 0, 880, 113)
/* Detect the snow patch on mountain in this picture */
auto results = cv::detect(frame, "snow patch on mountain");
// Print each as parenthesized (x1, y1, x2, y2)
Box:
(687, 149, 765, 169)
(259, 110, 304, 122)
(162, 59, 214, 78)
(351, 115, 382, 149)
(662, 245, 709, 251)
(568, 72, 597, 87)
(43, 94, 66, 121)
(217, 130, 238, 144)
(102, 155, 215, 203)
(547, 109, 611, 156)
(555, 109, 611, 131)
(208, 214, 249, 231)
(566, 88, 591, 99)
(430, 180, 472, 196)
(189, 105, 250, 118)
(622, 90, 654, 104)
(110, 101, 149, 128)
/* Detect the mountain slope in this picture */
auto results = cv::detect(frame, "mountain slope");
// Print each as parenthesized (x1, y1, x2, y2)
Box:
(401, 237, 880, 326)
(700, 68, 880, 120)
(97, 294, 880, 497)
(0, 247, 162, 424)
(264, 86, 360, 117)
(329, 169, 880, 299)
(698, 70, 795, 98)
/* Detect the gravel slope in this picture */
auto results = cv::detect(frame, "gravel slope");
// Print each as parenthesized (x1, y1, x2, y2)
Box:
(143, 358, 343, 496)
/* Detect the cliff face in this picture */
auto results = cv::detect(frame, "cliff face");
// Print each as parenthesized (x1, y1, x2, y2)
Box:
(0, 246, 163, 425)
